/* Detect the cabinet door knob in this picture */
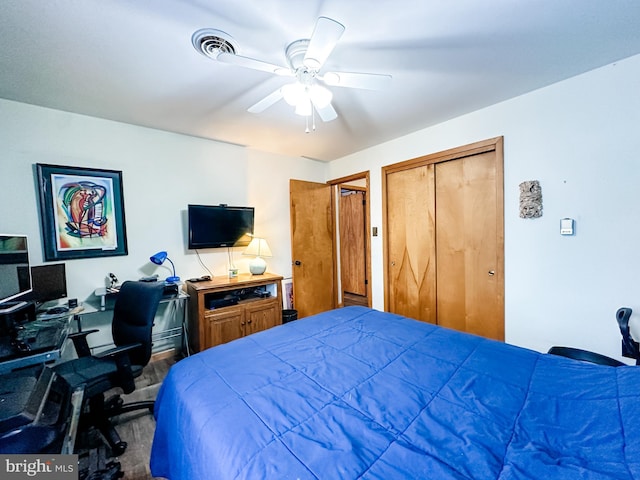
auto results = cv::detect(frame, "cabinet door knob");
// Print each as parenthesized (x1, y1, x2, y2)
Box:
(488, 270, 495, 276)
(294, 260, 302, 266)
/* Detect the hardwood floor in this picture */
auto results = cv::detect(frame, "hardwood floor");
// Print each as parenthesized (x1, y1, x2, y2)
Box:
(117, 357, 175, 480)
(77, 356, 176, 480)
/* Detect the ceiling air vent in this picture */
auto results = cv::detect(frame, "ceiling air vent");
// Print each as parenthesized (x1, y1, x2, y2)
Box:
(192, 29, 238, 60)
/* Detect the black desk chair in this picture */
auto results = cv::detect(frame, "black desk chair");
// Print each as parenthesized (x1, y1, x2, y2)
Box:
(54, 280, 164, 456)
(548, 307, 638, 367)
(547, 346, 625, 367)
(616, 307, 640, 364)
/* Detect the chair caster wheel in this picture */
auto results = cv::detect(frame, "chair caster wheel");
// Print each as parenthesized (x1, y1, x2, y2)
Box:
(113, 441, 127, 456)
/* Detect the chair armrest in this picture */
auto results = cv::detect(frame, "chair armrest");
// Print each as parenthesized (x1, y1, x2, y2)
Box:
(94, 343, 141, 360)
(67, 329, 100, 358)
(95, 343, 142, 394)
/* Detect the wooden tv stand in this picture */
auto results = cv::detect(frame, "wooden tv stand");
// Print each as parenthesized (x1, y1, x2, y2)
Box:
(184, 273, 283, 352)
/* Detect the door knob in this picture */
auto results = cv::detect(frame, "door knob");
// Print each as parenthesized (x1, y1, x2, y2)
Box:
(294, 260, 301, 266)
(488, 270, 495, 276)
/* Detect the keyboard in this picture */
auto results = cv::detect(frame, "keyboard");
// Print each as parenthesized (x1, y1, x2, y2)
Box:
(0, 321, 68, 363)
(46, 306, 69, 315)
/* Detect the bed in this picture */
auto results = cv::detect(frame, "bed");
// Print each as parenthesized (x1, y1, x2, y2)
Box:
(150, 306, 640, 479)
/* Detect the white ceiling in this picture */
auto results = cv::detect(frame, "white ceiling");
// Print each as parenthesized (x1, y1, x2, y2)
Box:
(2, 1, 640, 162)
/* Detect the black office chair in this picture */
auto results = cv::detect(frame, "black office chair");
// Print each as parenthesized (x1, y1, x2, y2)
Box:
(547, 307, 638, 367)
(54, 280, 164, 456)
(616, 307, 640, 364)
(547, 346, 625, 367)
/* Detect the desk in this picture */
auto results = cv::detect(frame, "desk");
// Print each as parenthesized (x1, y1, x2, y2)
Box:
(0, 365, 84, 454)
(0, 313, 73, 375)
(93, 287, 190, 356)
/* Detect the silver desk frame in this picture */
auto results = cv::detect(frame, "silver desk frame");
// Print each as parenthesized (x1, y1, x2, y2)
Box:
(92, 287, 190, 357)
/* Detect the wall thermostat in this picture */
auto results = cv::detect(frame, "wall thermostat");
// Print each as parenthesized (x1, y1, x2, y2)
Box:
(560, 218, 574, 235)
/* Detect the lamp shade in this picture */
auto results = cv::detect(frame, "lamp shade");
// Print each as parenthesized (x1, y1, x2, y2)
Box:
(150, 251, 180, 283)
(243, 238, 272, 258)
(243, 238, 272, 275)
(150, 251, 168, 265)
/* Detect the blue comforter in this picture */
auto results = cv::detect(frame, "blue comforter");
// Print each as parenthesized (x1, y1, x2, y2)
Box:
(150, 307, 640, 479)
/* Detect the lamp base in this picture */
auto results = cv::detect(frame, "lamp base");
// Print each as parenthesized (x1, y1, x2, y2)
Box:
(249, 257, 267, 275)
(166, 276, 180, 283)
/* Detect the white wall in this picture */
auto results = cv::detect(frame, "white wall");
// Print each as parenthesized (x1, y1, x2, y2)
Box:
(4, 53, 639, 360)
(0, 99, 326, 349)
(329, 53, 640, 361)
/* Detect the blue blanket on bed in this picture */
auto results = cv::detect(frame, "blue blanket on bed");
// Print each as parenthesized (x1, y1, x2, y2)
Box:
(150, 306, 640, 479)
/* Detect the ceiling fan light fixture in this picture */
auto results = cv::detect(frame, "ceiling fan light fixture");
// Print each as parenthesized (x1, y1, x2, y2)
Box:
(198, 16, 382, 131)
(295, 97, 312, 116)
(282, 82, 305, 106)
(309, 84, 332, 108)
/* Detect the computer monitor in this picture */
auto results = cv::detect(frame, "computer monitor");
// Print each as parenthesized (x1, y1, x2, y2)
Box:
(29, 263, 67, 306)
(0, 234, 32, 313)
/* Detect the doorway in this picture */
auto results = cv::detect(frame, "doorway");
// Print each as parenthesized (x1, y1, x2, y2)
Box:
(290, 171, 371, 318)
(338, 184, 368, 307)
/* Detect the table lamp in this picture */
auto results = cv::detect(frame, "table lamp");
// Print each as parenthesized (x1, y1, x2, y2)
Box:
(243, 237, 272, 275)
(150, 251, 180, 283)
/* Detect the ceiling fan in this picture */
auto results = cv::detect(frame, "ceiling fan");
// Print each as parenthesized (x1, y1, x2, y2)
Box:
(192, 17, 391, 131)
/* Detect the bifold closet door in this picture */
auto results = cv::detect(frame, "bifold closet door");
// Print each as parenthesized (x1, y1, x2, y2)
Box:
(435, 151, 503, 340)
(385, 164, 437, 324)
(383, 137, 504, 341)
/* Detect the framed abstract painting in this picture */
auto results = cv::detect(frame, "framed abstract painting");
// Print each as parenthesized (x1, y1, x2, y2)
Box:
(35, 163, 128, 261)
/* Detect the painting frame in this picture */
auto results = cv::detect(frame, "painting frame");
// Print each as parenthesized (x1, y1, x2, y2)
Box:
(282, 278, 294, 310)
(35, 163, 128, 261)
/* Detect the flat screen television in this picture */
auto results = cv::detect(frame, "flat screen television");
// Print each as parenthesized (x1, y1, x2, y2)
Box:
(188, 204, 254, 249)
(29, 263, 67, 306)
(0, 234, 32, 311)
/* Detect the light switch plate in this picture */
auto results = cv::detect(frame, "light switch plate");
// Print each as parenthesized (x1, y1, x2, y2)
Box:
(560, 218, 574, 235)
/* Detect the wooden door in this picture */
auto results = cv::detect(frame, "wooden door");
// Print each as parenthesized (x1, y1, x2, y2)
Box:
(384, 165, 437, 323)
(435, 151, 503, 340)
(290, 179, 335, 318)
(383, 137, 504, 341)
(340, 190, 367, 303)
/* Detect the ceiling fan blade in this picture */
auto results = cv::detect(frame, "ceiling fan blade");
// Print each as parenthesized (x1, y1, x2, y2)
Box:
(303, 17, 345, 70)
(217, 52, 291, 76)
(313, 102, 338, 122)
(248, 88, 284, 113)
(322, 71, 392, 90)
